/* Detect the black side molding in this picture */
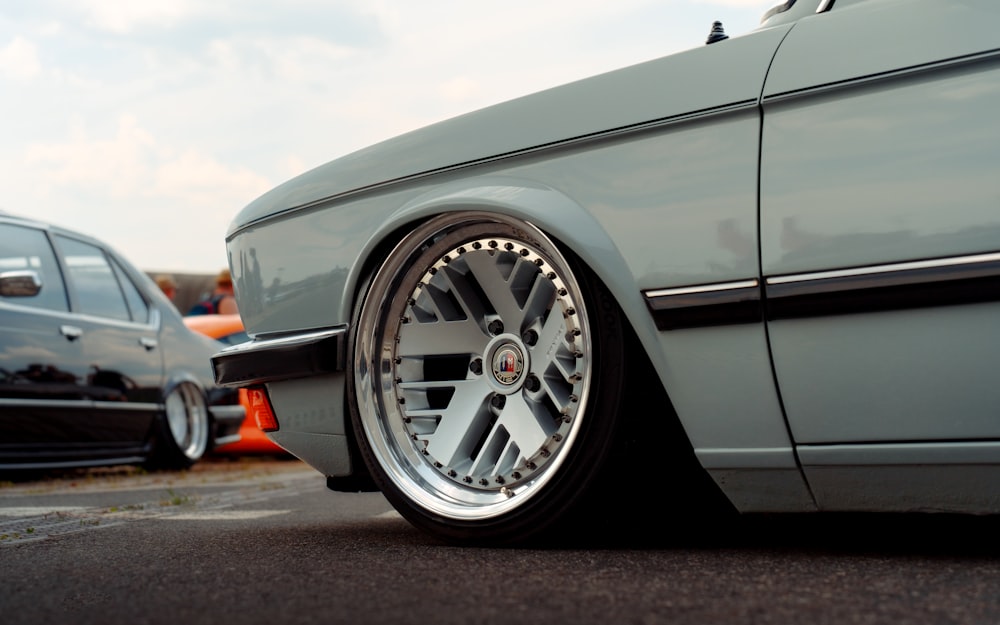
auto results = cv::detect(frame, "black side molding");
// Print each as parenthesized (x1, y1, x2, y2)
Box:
(644, 280, 762, 330)
(643, 253, 1000, 331)
(765, 257, 1000, 320)
(212, 327, 347, 387)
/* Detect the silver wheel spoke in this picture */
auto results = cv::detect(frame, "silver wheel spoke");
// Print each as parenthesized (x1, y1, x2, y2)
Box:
(496, 393, 553, 466)
(396, 318, 487, 358)
(419, 379, 492, 467)
(463, 250, 528, 331)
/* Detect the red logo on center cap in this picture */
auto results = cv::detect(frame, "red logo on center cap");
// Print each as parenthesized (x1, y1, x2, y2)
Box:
(492, 346, 523, 385)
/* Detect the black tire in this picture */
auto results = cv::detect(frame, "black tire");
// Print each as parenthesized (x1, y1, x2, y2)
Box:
(148, 381, 210, 470)
(348, 212, 629, 545)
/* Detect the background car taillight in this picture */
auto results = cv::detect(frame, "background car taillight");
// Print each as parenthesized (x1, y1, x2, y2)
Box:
(245, 386, 279, 432)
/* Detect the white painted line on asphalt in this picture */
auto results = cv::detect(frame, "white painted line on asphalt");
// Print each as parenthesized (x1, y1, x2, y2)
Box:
(0, 507, 88, 516)
(168, 510, 290, 521)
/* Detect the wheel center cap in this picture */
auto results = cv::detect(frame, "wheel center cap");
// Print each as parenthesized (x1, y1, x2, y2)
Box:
(491, 343, 525, 386)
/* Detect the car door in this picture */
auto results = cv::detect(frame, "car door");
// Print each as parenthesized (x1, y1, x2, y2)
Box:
(0, 221, 96, 463)
(50, 234, 165, 452)
(759, 0, 1000, 508)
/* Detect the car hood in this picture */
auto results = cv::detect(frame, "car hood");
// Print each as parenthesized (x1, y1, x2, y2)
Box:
(229, 24, 789, 234)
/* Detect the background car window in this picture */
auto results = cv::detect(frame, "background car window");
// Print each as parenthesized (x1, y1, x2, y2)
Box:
(110, 257, 149, 323)
(55, 235, 131, 321)
(0, 223, 69, 312)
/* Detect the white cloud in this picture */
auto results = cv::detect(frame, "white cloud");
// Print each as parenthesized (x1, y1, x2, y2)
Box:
(0, 36, 41, 80)
(71, 0, 200, 34)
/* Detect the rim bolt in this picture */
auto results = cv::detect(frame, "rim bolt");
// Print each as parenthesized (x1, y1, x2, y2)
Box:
(512, 472, 522, 480)
(491, 394, 506, 410)
(442, 255, 451, 264)
(464, 476, 473, 483)
(496, 476, 505, 484)
(488, 320, 504, 335)
(522, 329, 538, 346)
(524, 375, 540, 393)
(469, 358, 483, 375)
(434, 461, 442, 468)
(504, 242, 514, 251)
(565, 307, 576, 316)
(488, 240, 498, 248)
(480, 478, 489, 486)
(457, 246, 466, 254)
(534, 258, 544, 266)
(558, 288, 567, 296)
(520, 249, 530, 257)
(472, 242, 482, 250)
(526, 461, 537, 470)
(540, 449, 551, 458)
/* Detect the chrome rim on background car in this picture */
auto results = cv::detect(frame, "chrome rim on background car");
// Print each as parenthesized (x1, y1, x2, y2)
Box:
(164, 382, 210, 461)
(353, 213, 593, 522)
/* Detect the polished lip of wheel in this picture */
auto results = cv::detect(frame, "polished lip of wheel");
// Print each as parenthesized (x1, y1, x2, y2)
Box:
(165, 384, 209, 460)
(355, 216, 592, 521)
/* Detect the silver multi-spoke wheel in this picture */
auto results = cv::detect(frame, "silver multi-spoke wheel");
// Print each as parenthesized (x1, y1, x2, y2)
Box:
(351, 213, 625, 542)
(157, 382, 209, 468)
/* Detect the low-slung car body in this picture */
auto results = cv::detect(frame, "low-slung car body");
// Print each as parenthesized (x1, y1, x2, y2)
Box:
(213, 0, 1000, 544)
(0, 213, 245, 471)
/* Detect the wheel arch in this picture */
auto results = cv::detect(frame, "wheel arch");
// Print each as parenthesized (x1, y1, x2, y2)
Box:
(162, 370, 207, 404)
(341, 176, 668, 381)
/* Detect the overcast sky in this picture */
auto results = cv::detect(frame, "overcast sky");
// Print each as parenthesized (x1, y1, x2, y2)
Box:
(1, 0, 778, 274)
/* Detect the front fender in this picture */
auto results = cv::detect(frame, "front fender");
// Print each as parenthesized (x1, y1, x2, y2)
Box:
(345, 175, 665, 371)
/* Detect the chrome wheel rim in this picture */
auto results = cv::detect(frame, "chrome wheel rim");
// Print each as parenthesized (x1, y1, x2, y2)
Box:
(164, 383, 209, 461)
(355, 214, 592, 521)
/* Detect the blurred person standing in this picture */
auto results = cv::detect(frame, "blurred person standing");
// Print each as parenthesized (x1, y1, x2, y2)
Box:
(155, 274, 177, 302)
(187, 269, 238, 315)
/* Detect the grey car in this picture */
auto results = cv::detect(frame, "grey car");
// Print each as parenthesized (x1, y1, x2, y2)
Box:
(213, 0, 1000, 544)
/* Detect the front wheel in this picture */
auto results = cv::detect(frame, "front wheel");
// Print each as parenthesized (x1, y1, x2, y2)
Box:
(349, 212, 628, 544)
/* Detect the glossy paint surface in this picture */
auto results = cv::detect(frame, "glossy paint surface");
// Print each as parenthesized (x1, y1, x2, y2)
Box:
(0, 215, 242, 469)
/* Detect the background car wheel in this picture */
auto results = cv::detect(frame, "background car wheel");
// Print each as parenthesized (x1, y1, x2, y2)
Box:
(149, 382, 210, 470)
(349, 212, 630, 544)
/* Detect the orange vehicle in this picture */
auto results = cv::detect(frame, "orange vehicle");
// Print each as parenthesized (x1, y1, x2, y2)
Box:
(182, 314, 286, 455)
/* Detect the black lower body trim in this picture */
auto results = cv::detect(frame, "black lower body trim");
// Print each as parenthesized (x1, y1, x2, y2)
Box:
(212, 327, 347, 387)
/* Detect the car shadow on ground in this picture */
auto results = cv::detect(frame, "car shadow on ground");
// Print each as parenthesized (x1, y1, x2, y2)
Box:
(522, 511, 1000, 557)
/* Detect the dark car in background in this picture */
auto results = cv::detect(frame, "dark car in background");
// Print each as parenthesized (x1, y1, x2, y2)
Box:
(0, 212, 244, 471)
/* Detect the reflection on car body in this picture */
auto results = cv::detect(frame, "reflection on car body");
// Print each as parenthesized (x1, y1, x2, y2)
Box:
(212, 0, 1000, 544)
(0, 213, 244, 471)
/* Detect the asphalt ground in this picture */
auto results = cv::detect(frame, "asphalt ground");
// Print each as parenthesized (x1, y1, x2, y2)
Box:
(3, 457, 1000, 625)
